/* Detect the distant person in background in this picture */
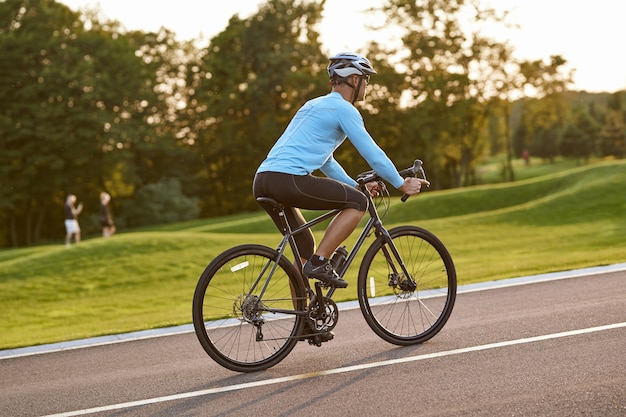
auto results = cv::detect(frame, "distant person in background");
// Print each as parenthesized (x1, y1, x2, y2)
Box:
(99, 192, 116, 238)
(522, 149, 530, 166)
(64, 194, 83, 247)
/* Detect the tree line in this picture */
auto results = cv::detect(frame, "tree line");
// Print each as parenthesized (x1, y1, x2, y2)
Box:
(1, 0, 624, 247)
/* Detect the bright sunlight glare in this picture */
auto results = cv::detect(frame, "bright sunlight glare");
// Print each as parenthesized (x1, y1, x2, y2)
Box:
(58, 0, 626, 93)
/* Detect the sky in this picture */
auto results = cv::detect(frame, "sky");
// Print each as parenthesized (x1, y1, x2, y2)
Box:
(57, 0, 626, 93)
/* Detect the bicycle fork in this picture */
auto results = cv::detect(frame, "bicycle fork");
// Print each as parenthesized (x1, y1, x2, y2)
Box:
(378, 229, 417, 292)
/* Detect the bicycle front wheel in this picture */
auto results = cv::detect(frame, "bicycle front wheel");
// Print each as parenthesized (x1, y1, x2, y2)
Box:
(357, 226, 456, 345)
(192, 244, 306, 372)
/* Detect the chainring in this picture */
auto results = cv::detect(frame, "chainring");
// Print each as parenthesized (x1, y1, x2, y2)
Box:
(307, 295, 338, 332)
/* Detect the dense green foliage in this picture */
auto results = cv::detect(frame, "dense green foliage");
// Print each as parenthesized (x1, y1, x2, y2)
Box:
(1, 0, 625, 248)
(1, 160, 624, 349)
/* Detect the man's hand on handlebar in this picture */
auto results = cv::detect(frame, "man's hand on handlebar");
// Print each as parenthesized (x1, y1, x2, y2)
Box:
(364, 181, 384, 196)
(399, 177, 430, 196)
(355, 159, 429, 201)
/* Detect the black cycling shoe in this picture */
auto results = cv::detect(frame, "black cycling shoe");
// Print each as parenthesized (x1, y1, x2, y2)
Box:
(302, 259, 348, 288)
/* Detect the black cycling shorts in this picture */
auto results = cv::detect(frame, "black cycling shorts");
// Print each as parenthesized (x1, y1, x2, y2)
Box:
(253, 171, 368, 259)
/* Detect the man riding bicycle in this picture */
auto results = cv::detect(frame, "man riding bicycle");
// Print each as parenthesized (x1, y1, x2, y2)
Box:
(253, 52, 429, 289)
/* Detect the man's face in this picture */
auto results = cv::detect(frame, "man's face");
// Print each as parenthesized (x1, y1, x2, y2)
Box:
(353, 75, 369, 101)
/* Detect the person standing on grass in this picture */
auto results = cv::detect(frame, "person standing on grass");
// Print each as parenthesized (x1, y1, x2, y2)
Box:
(99, 192, 116, 238)
(64, 194, 83, 247)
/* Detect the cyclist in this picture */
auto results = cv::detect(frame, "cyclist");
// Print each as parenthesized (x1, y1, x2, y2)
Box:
(253, 52, 429, 289)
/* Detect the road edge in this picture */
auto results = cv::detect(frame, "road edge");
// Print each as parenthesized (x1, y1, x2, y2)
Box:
(2, 262, 625, 360)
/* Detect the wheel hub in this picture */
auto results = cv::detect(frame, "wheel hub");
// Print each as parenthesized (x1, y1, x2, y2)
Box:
(388, 273, 417, 296)
(234, 294, 264, 324)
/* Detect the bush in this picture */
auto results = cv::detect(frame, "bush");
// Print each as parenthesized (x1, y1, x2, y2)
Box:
(120, 178, 200, 228)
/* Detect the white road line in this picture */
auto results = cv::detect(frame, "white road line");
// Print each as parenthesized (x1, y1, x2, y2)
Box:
(41, 321, 626, 417)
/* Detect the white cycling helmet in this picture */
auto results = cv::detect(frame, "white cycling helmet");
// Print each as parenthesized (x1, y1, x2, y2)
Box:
(327, 52, 377, 78)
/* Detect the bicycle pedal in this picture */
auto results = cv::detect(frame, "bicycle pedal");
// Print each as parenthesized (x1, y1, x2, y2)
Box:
(307, 331, 334, 346)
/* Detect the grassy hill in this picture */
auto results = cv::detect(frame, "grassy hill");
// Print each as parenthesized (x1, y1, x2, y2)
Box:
(1, 159, 624, 350)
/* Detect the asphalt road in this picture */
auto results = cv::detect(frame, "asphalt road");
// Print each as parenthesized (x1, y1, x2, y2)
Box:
(2, 266, 625, 417)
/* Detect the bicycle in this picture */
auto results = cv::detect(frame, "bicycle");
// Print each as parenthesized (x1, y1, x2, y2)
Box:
(192, 159, 456, 372)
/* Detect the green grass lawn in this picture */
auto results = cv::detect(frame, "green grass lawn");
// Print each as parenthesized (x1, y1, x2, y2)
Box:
(1, 159, 625, 350)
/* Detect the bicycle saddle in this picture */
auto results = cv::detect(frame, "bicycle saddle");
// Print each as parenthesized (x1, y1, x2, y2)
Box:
(256, 196, 284, 213)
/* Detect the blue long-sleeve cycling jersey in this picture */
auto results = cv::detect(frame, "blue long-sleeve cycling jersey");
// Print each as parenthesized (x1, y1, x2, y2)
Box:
(256, 91, 405, 189)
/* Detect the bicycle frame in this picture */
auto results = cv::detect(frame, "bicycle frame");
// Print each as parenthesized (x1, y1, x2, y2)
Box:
(258, 188, 417, 308)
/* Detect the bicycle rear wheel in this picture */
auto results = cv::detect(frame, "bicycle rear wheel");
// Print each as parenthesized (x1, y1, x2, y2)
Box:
(192, 244, 306, 372)
(357, 226, 456, 345)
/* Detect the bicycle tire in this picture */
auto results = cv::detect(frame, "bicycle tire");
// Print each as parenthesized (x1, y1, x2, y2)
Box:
(357, 226, 456, 345)
(192, 244, 306, 372)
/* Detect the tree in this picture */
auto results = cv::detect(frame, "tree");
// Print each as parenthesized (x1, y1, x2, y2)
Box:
(560, 105, 598, 163)
(120, 177, 199, 227)
(532, 124, 560, 163)
(560, 125, 588, 163)
(188, 0, 328, 216)
(372, 0, 533, 187)
(0, 0, 89, 246)
(0, 0, 164, 246)
(596, 92, 625, 158)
